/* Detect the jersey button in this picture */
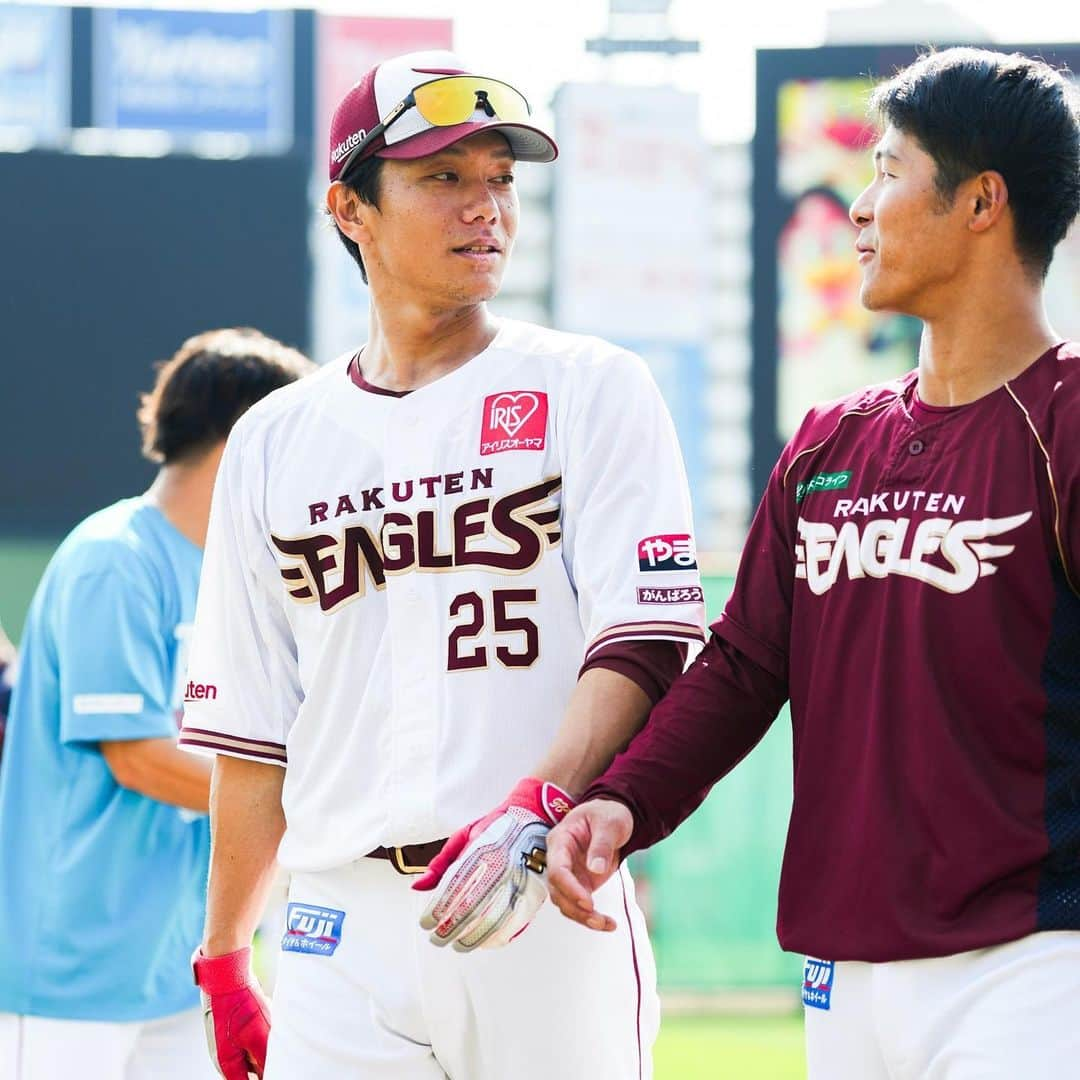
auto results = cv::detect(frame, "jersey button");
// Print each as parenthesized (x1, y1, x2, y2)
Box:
(908, 438, 925, 455)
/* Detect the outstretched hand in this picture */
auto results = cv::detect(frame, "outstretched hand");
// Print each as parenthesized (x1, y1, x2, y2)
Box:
(545, 798, 635, 932)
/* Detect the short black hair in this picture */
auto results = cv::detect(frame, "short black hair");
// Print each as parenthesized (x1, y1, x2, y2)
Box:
(328, 155, 386, 285)
(870, 47, 1080, 278)
(138, 327, 314, 464)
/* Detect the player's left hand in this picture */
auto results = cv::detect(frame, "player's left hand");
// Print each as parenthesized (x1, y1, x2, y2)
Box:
(412, 778, 575, 951)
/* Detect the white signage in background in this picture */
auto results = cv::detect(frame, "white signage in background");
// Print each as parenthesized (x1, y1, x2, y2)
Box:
(1046, 228, 1080, 342)
(310, 16, 453, 365)
(0, 4, 70, 140)
(552, 82, 711, 538)
(610, 0, 672, 12)
(552, 82, 710, 342)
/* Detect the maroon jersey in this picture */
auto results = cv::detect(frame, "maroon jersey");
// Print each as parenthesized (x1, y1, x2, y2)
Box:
(590, 343, 1080, 961)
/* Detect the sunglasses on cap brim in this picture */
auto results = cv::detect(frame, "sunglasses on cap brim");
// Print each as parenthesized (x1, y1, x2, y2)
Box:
(338, 75, 531, 181)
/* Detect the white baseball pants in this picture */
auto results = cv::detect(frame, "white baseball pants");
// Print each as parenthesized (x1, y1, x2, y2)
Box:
(803, 930, 1080, 1078)
(264, 856, 658, 1080)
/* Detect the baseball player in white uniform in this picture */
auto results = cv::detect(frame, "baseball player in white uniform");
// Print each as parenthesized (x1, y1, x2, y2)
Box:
(180, 51, 705, 1079)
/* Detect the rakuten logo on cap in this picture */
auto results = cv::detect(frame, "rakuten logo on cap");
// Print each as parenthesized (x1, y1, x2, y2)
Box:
(331, 129, 368, 165)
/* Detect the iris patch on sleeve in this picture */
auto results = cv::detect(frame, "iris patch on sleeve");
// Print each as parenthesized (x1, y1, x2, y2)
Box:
(637, 534, 697, 572)
(802, 957, 834, 1010)
(282, 903, 345, 956)
(480, 391, 548, 455)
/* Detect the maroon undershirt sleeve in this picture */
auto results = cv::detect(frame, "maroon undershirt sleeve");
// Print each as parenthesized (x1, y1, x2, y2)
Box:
(580, 639, 688, 706)
(583, 633, 788, 858)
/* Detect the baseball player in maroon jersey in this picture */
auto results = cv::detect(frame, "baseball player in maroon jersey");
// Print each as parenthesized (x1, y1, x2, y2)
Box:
(180, 51, 704, 1079)
(547, 47, 1080, 1078)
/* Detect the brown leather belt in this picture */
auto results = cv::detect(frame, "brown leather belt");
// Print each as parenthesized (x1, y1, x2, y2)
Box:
(366, 839, 447, 876)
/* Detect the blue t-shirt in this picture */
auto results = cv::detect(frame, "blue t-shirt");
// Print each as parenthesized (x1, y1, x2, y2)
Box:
(0, 498, 209, 1021)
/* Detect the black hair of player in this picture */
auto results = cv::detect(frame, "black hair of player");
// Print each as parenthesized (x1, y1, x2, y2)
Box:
(870, 47, 1080, 279)
(138, 327, 314, 465)
(328, 155, 386, 285)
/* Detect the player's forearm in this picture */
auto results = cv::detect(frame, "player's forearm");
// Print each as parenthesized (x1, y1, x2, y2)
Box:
(100, 736, 212, 811)
(532, 666, 653, 796)
(585, 635, 787, 856)
(202, 755, 286, 956)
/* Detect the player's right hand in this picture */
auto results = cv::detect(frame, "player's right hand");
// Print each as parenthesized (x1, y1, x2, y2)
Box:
(192, 947, 271, 1080)
(413, 778, 575, 950)
(545, 798, 635, 932)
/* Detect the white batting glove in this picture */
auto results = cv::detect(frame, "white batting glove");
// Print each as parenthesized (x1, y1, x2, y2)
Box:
(412, 778, 575, 951)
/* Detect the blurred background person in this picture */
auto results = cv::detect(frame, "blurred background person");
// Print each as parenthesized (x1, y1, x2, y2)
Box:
(0, 622, 15, 759)
(0, 329, 313, 1080)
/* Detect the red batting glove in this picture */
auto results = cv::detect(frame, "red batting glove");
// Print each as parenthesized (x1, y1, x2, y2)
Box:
(412, 778, 575, 893)
(412, 778, 576, 950)
(192, 947, 271, 1080)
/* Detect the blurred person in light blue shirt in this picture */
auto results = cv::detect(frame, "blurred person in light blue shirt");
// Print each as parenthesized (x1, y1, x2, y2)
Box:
(0, 328, 313, 1080)
(0, 622, 15, 757)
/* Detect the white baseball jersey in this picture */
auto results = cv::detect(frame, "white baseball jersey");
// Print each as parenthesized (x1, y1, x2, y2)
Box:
(179, 319, 704, 872)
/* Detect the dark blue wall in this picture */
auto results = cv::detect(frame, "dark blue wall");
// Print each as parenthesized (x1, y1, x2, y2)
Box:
(0, 149, 311, 535)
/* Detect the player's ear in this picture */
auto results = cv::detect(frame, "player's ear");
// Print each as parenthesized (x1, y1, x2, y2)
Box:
(967, 170, 1008, 235)
(326, 182, 375, 245)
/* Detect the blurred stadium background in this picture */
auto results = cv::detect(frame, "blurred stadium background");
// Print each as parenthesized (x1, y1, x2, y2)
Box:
(2, 0, 1078, 1075)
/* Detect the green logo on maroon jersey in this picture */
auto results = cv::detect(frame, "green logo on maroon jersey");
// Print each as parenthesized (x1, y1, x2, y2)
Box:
(796, 470, 852, 504)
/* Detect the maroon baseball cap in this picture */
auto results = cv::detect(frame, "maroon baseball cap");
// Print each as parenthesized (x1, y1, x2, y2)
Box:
(328, 50, 558, 183)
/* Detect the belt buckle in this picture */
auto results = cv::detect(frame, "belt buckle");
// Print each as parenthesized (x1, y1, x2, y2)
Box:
(390, 846, 427, 875)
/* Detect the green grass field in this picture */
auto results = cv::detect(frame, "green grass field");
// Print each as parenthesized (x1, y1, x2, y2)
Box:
(655, 1014, 806, 1080)
(0, 538, 58, 643)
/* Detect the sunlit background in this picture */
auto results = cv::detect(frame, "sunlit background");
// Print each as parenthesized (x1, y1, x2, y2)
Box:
(2, 1, 1078, 1074)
